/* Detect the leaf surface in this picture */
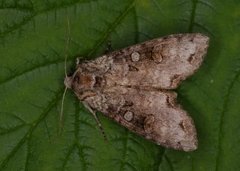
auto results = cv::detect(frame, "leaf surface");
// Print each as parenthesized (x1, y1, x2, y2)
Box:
(0, 0, 240, 170)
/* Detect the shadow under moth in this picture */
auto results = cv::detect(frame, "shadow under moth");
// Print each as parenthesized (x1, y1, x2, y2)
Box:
(64, 33, 209, 151)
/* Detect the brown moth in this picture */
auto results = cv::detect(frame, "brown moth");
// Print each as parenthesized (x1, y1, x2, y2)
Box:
(64, 33, 209, 151)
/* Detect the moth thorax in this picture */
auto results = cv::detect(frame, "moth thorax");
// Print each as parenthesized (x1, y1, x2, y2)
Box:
(76, 73, 96, 90)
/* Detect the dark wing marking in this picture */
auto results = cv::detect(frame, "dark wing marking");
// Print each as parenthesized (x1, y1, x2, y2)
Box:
(83, 86, 197, 151)
(78, 34, 209, 89)
(104, 33, 209, 89)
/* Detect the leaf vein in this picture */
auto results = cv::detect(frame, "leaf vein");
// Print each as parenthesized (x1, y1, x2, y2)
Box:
(0, 0, 100, 39)
(119, 130, 130, 171)
(188, 0, 198, 32)
(153, 148, 166, 171)
(60, 144, 76, 171)
(215, 69, 240, 171)
(0, 88, 62, 169)
(87, 0, 135, 58)
(0, 1, 135, 86)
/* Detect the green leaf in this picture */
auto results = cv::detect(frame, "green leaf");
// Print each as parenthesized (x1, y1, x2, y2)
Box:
(0, 0, 239, 170)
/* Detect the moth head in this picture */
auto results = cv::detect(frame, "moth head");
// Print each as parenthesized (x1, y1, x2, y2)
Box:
(64, 68, 81, 89)
(64, 68, 100, 91)
(64, 76, 73, 89)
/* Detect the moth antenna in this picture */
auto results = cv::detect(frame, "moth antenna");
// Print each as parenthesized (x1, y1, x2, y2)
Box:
(83, 102, 108, 142)
(59, 15, 71, 135)
(59, 86, 68, 134)
(92, 111, 108, 142)
(64, 15, 71, 77)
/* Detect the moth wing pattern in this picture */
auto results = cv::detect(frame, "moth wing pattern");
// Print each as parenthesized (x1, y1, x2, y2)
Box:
(82, 86, 197, 151)
(82, 33, 209, 89)
(66, 33, 209, 151)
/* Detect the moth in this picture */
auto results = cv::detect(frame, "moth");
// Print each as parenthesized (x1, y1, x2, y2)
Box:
(64, 33, 209, 151)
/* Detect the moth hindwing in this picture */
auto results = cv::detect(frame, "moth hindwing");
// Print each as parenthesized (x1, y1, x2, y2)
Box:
(65, 33, 209, 151)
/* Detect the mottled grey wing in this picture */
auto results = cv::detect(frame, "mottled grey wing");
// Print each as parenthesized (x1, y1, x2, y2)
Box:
(83, 86, 197, 151)
(70, 33, 206, 151)
(104, 33, 209, 89)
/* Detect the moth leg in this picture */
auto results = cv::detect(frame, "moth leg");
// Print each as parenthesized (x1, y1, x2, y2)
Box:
(76, 57, 84, 65)
(82, 102, 108, 142)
